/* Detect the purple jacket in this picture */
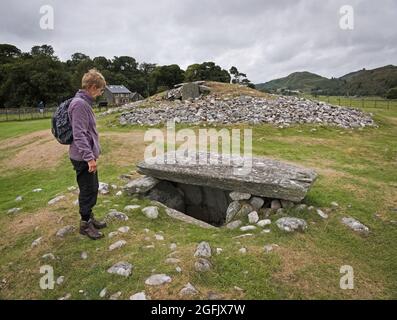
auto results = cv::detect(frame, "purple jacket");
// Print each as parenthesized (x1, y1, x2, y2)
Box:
(68, 90, 101, 162)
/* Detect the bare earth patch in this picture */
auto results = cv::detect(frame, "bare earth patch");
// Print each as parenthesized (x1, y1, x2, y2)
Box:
(0, 129, 68, 172)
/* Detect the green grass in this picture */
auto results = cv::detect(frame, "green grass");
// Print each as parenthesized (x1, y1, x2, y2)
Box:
(0, 95, 396, 300)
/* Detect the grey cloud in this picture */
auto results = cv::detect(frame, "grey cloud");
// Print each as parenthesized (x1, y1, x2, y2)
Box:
(0, 0, 395, 82)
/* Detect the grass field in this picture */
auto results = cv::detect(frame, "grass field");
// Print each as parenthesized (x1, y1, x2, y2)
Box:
(0, 90, 396, 300)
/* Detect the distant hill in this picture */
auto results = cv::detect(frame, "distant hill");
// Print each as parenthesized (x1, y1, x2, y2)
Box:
(256, 65, 397, 97)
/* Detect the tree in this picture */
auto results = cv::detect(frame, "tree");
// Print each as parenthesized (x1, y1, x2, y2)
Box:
(31, 44, 55, 58)
(139, 62, 157, 97)
(229, 66, 255, 88)
(151, 64, 185, 93)
(0, 54, 72, 107)
(185, 62, 230, 83)
(386, 87, 397, 99)
(0, 44, 21, 64)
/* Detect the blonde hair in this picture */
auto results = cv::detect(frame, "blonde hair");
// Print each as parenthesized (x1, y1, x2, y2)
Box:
(81, 68, 106, 89)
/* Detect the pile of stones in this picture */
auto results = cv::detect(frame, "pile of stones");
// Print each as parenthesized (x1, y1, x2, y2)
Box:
(119, 88, 376, 129)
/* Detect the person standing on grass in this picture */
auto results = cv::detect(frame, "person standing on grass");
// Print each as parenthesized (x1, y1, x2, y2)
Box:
(68, 68, 107, 240)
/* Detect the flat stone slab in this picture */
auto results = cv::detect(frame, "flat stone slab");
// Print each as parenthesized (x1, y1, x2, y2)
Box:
(137, 152, 317, 202)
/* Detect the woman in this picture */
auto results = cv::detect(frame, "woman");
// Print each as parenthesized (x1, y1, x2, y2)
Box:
(68, 68, 107, 240)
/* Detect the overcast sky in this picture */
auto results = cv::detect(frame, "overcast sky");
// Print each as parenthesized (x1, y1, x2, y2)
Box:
(1, 0, 396, 83)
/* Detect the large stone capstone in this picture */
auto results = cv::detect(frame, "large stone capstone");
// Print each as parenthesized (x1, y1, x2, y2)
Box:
(136, 152, 317, 202)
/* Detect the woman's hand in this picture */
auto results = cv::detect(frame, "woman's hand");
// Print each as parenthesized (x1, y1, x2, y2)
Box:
(88, 159, 97, 173)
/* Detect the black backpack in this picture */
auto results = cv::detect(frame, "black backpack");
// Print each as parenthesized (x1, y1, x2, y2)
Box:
(51, 98, 74, 145)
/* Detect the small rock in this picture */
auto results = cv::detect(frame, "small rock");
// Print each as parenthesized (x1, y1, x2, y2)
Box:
(111, 184, 118, 190)
(207, 291, 222, 300)
(225, 201, 241, 223)
(7, 207, 21, 214)
(240, 225, 257, 232)
(331, 201, 339, 208)
(109, 291, 122, 300)
(109, 240, 127, 251)
(239, 247, 247, 254)
(225, 220, 242, 230)
(271, 199, 281, 210)
(229, 191, 251, 201)
(108, 231, 119, 238)
(99, 288, 107, 298)
(169, 243, 177, 251)
(48, 195, 65, 205)
(124, 176, 160, 194)
(233, 233, 254, 239)
(145, 274, 172, 286)
(106, 210, 128, 221)
(249, 197, 265, 210)
(58, 293, 71, 300)
(56, 225, 75, 238)
(117, 226, 130, 233)
(15, 196, 23, 201)
(129, 292, 147, 300)
(280, 200, 294, 209)
(194, 258, 212, 272)
(179, 283, 198, 296)
(81, 252, 88, 260)
(234, 286, 244, 292)
(216, 248, 223, 255)
(31, 237, 43, 248)
(32, 188, 43, 192)
(98, 182, 110, 195)
(67, 186, 77, 192)
(261, 229, 271, 234)
(73, 199, 79, 206)
(165, 258, 181, 264)
(115, 191, 123, 196)
(257, 219, 271, 227)
(56, 276, 65, 285)
(316, 209, 328, 219)
(42, 253, 55, 260)
(107, 261, 133, 277)
(276, 217, 307, 232)
(248, 211, 259, 224)
(124, 205, 141, 212)
(175, 266, 182, 273)
(341, 217, 369, 235)
(142, 206, 159, 219)
(264, 244, 279, 253)
(194, 241, 211, 258)
(155, 234, 164, 241)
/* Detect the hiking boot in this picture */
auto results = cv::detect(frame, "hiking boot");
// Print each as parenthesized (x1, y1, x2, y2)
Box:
(80, 219, 104, 240)
(90, 213, 107, 229)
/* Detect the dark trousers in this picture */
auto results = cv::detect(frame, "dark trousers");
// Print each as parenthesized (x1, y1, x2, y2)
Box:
(70, 159, 99, 220)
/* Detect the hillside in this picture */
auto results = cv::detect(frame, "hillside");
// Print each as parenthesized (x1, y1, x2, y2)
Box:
(256, 65, 397, 97)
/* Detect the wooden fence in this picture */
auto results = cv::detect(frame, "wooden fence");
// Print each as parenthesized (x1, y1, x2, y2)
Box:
(0, 105, 110, 122)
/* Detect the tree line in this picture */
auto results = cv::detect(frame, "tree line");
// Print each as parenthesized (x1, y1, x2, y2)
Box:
(0, 44, 254, 108)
